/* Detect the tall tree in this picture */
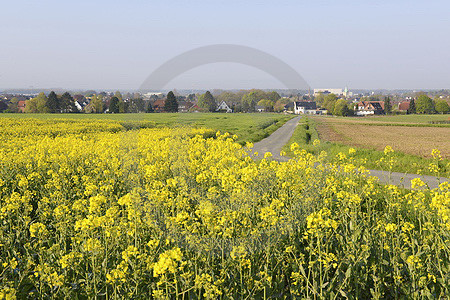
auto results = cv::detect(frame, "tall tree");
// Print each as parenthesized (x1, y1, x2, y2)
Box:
(164, 91, 179, 112)
(407, 99, 416, 114)
(114, 91, 123, 101)
(274, 98, 291, 112)
(47, 91, 60, 113)
(257, 99, 274, 112)
(315, 92, 326, 107)
(109, 97, 120, 113)
(333, 99, 351, 116)
(7, 97, 19, 113)
(87, 95, 104, 113)
(131, 97, 145, 113)
(241, 92, 259, 112)
(434, 99, 449, 114)
(60, 92, 77, 113)
(323, 94, 338, 114)
(384, 96, 392, 114)
(416, 95, 434, 114)
(198, 91, 216, 112)
(25, 92, 48, 113)
(267, 91, 281, 102)
(216, 91, 240, 106)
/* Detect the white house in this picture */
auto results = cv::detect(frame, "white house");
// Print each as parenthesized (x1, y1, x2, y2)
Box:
(354, 101, 384, 116)
(216, 101, 232, 113)
(74, 101, 84, 112)
(294, 101, 318, 114)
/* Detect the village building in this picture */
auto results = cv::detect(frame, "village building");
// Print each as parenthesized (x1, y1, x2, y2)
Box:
(74, 101, 84, 111)
(216, 100, 232, 113)
(17, 100, 26, 113)
(177, 101, 194, 113)
(152, 99, 166, 112)
(283, 102, 295, 113)
(355, 101, 385, 116)
(294, 101, 318, 114)
(398, 101, 410, 112)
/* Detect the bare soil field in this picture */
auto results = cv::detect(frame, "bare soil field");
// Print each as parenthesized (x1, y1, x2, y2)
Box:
(313, 117, 450, 158)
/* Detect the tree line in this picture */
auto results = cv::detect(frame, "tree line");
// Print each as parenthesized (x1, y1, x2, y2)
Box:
(3, 89, 447, 115)
(406, 94, 449, 114)
(315, 93, 449, 116)
(2, 91, 156, 114)
(197, 89, 288, 112)
(1, 89, 287, 114)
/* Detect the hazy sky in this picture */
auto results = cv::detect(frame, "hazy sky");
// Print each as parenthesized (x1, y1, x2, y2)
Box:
(1, 0, 449, 90)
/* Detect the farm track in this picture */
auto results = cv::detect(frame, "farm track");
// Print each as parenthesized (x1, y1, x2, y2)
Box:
(252, 115, 449, 189)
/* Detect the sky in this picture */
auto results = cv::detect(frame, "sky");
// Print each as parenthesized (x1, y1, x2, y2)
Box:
(1, 0, 450, 91)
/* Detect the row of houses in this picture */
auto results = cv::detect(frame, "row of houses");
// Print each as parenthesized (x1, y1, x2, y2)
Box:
(290, 100, 413, 116)
(355, 100, 412, 115)
(152, 99, 233, 113)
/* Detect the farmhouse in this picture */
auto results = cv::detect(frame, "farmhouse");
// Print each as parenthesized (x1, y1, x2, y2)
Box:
(177, 101, 194, 113)
(152, 99, 166, 112)
(294, 101, 317, 114)
(398, 101, 410, 112)
(355, 101, 385, 116)
(216, 101, 232, 113)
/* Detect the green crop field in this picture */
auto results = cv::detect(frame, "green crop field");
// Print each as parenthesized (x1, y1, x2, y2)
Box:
(0, 113, 293, 144)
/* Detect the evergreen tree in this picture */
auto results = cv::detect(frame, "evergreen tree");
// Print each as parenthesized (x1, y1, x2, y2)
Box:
(60, 92, 77, 113)
(109, 97, 120, 113)
(384, 96, 392, 114)
(47, 91, 60, 113)
(407, 99, 416, 114)
(198, 91, 216, 112)
(164, 91, 178, 112)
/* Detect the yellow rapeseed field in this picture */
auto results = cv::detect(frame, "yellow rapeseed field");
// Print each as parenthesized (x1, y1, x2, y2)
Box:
(0, 118, 449, 299)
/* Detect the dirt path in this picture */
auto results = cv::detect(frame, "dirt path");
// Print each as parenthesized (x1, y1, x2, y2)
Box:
(252, 115, 448, 189)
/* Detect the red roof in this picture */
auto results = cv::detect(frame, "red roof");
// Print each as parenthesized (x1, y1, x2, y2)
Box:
(357, 101, 384, 111)
(398, 101, 410, 111)
(152, 99, 166, 111)
(17, 100, 26, 112)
